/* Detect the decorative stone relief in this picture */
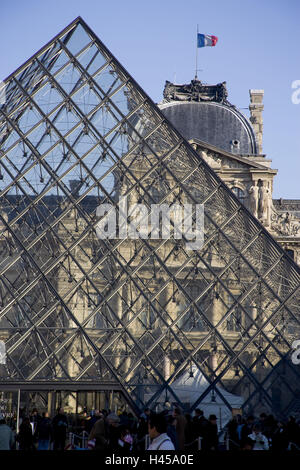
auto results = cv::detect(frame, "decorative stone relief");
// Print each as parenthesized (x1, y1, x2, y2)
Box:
(270, 211, 300, 236)
(201, 151, 221, 169)
(162, 79, 229, 104)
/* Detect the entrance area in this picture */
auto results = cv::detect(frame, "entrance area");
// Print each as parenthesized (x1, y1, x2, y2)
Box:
(0, 387, 135, 434)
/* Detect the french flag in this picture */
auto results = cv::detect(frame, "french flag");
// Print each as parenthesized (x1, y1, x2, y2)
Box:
(197, 33, 218, 48)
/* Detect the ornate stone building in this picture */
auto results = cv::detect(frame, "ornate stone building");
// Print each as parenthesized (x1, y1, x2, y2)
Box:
(158, 79, 300, 266)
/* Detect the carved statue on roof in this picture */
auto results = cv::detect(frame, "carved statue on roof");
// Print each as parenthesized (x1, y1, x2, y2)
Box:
(248, 182, 259, 219)
(258, 181, 272, 227)
(162, 79, 230, 104)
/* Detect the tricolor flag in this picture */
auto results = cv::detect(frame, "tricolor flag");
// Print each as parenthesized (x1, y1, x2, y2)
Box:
(197, 33, 218, 48)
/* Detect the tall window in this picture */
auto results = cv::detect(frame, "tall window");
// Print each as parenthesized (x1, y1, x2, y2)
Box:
(151, 187, 161, 203)
(226, 293, 242, 332)
(178, 285, 207, 332)
(231, 187, 246, 204)
(88, 294, 115, 329)
(140, 300, 157, 330)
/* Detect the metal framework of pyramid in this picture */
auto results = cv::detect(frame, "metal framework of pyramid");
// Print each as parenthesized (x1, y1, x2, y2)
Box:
(0, 17, 300, 418)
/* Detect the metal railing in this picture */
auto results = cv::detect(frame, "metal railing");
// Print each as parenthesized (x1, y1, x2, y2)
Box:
(225, 436, 241, 450)
(66, 431, 89, 450)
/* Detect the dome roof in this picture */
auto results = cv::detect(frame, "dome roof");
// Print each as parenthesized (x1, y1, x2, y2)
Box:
(159, 100, 257, 154)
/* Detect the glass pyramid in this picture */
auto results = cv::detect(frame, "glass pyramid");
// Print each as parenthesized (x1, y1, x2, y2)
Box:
(0, 17, 300, 419)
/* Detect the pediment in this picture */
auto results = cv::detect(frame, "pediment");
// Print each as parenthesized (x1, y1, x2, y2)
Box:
(189, 138, 268, 170)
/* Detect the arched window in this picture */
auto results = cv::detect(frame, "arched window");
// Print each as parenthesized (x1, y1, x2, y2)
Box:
(231, 186, 246, 204)
(177, 285, 208, 332)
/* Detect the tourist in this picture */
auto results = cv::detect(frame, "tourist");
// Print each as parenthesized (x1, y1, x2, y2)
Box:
(240, 415, 255, 447)
(0, 413, 15, 450)
(117, 425, 133, 452)
(135, 416, 148, 451)
(226, 414, 241, 450)
(166, 414, 178, 450)
(192, 409, 208, 441)
(106, 412, 120, 450)
(36, 411, 52, 450)
(248, 423, 269, 450)
(202, 414, 219, 451)
(272, 420, 288, 451)
(85, 409, 102, 434)
(286, 415, 300, 450)
(52, 408, 68, 450)
(89, 411, 108, 451)
(147, 414, 175, 450)
(173, 407, 186, 451)
(17, 417, 36, 450)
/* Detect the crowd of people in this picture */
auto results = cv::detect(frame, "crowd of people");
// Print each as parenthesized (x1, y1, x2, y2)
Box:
(0, 406, 300, 451)
(226, 413, 300, 451)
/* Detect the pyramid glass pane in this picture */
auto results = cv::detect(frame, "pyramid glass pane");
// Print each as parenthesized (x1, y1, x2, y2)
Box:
(0, 17, 300, 419)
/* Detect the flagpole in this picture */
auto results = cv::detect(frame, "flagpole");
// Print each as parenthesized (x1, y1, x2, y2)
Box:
(195, 24, 199, 79)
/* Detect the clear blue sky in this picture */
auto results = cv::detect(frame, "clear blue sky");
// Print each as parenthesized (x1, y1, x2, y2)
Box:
(1, 0, 299, 199)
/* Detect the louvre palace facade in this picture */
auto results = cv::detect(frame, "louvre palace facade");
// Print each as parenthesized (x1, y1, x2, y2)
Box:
(0, 17, 300, 424)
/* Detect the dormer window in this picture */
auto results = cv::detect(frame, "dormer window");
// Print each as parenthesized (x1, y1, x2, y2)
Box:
(231, 139, 240, 153)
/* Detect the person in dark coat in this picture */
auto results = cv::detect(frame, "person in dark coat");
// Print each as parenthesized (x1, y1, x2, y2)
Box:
(17, 417, 36, 450)
(166, 415, 179, 450)
(89, 412, 108, 451)
(106, 413, 120, 451)
(173, 408, 187, 451)
(36, 411, 52, 450)
(184, 413, 194, 447)
(119, 412, 130, 428)
(85, 410, 102, 434)
(258, 412, 267, 435)
(202, 414, 218, 451)
(30, 408, 42, 444)
(272, 420, 288, 452)
(240, 415, 255, 447)
(135, 416, 148, 452)
(226, 415, 241, 450)
(52, 408, 68, 450)
(263, 414, 277, 441)
(286, 415, 300, 450)
(192, 409, 208, 440)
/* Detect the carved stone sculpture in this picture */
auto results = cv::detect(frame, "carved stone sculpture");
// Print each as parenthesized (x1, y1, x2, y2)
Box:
(162, 79, 230, 104)
(259, 182, 272, 226)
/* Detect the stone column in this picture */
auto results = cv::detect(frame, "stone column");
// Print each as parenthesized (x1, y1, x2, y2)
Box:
(249, 90, 264, 154)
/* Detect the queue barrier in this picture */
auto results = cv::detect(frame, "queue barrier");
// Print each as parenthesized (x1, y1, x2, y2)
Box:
(65, 431, 89, 450)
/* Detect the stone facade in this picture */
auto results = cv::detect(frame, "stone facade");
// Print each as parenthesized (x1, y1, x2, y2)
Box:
(158, 80, 300, 268)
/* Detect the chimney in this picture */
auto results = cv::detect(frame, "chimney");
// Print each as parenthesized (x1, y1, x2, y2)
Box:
(249, 89, 264, 154)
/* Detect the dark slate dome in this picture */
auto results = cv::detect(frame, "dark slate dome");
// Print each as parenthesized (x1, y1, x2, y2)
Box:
(158, 80, 258, 155)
